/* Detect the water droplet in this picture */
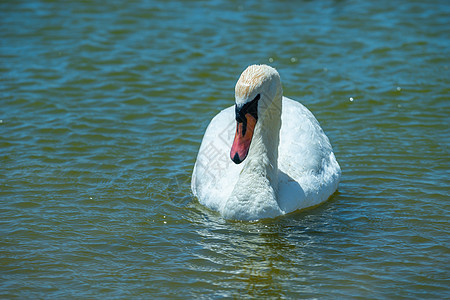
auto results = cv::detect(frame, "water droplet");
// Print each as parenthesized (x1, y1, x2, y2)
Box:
(349, 97, 354, 102)
(163, 221, 167, 224)
(290, 57, 297, 63)
(396, 87, 402, 91)
(268, 57, 274, 63)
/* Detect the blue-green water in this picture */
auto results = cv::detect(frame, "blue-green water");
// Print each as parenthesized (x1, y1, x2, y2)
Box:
(1, 0, 449, 298)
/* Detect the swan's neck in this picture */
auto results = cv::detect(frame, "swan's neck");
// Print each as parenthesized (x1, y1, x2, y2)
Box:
(242, 98, 282, 187)
(224, 95, 282, 219)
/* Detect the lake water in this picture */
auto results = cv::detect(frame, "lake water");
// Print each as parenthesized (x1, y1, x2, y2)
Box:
(1, 0, 449, 298)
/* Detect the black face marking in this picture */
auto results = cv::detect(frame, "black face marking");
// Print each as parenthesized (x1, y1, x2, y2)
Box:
(235, 94, 260, 136)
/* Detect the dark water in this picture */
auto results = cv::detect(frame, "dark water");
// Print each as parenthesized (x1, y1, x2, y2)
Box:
(1, 0, 449, 298)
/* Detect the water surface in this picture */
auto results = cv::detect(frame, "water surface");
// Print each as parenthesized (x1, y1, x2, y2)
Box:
(1, 0, 449, 298)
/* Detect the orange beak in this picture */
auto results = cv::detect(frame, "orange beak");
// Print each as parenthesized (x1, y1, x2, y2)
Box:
(230, 113, 257, 164)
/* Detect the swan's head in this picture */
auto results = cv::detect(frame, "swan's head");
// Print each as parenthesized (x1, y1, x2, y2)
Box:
(230, 64, 282, 164)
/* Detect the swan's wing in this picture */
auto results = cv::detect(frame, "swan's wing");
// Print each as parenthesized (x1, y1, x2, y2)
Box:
(191, 106, 243, 211)
(278, 97, 341, 212)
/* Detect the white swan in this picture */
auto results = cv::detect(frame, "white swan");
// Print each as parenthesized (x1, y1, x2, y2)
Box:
(191, 64, 341, 220)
